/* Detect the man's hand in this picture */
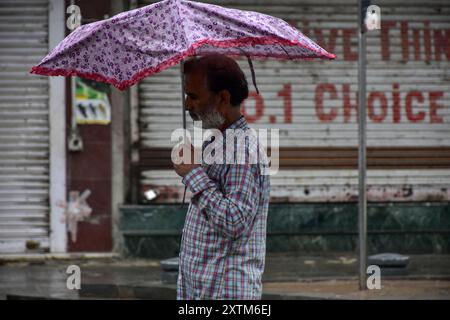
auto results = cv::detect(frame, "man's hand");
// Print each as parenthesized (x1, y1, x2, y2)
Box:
(173, 141, 201, 177)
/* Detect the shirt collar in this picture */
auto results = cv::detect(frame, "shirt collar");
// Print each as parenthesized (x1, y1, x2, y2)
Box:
(202, 116, 248, 150)
(222, 115, 248, 132)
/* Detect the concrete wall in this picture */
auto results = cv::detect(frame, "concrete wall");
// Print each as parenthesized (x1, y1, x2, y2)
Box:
(120, 203, 450, 258)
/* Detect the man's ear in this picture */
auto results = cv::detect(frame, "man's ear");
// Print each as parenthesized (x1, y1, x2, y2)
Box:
(218, 89, 231, 107)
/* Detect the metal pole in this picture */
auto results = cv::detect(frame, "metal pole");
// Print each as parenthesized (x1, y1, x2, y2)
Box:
(358, 0, 368, 290)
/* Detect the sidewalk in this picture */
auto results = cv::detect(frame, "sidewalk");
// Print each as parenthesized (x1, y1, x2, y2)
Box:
(1, 252, 449, 300)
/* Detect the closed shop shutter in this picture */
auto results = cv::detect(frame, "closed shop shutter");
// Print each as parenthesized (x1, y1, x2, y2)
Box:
(137, 0, 450, 203)
(0, 0, 50, 253)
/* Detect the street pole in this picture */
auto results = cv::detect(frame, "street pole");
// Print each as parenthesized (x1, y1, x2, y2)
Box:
(358, 0, 369, 290)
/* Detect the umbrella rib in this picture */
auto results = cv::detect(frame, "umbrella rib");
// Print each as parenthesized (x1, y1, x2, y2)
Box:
(246, 55, 259, 95)
(278, 44, 292, 60)
(236, 47, 259, 95)
(174, 0, 189, 55)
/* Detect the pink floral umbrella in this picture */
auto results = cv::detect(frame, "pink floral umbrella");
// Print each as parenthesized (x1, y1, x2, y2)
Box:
(30, 0, 335, 91)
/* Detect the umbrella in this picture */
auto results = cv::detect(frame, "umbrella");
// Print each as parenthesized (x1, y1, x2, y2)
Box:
(30, 0, 335, 90)
(30, 0, 336, 205)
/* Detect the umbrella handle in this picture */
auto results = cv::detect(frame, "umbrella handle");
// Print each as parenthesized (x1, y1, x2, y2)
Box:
(181, 186, 187, 209)
(180, 60, 188, 209)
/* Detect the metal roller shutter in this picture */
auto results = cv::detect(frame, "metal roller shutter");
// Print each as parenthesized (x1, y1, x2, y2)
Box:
(0, 0, 50, 253)
(136, 0, 450, 203)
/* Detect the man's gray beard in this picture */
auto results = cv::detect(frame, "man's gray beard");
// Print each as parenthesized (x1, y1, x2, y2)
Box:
(198, 105, 226, 129)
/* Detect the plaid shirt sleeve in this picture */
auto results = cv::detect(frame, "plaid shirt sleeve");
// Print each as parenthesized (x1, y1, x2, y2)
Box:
(182, 164, 259, 240)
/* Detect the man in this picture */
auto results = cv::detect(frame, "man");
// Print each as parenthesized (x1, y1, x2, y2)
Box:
(173, 54, 270, 300)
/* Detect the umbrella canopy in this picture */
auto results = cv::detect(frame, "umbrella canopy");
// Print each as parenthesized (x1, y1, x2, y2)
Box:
(30, 0, 335, 90)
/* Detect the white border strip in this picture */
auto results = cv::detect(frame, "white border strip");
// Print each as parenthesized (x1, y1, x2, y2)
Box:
(49, 0, 67, 253)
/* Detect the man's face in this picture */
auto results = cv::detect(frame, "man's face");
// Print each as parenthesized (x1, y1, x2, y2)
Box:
(184, 71, 225, 129)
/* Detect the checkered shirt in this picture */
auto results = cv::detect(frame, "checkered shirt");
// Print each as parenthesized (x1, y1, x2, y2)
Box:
(177, 116, 270, 300)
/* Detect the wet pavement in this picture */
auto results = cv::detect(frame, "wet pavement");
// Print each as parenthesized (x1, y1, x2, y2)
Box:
(1, 252, 449, 300)
(263, 279, 450, 300)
